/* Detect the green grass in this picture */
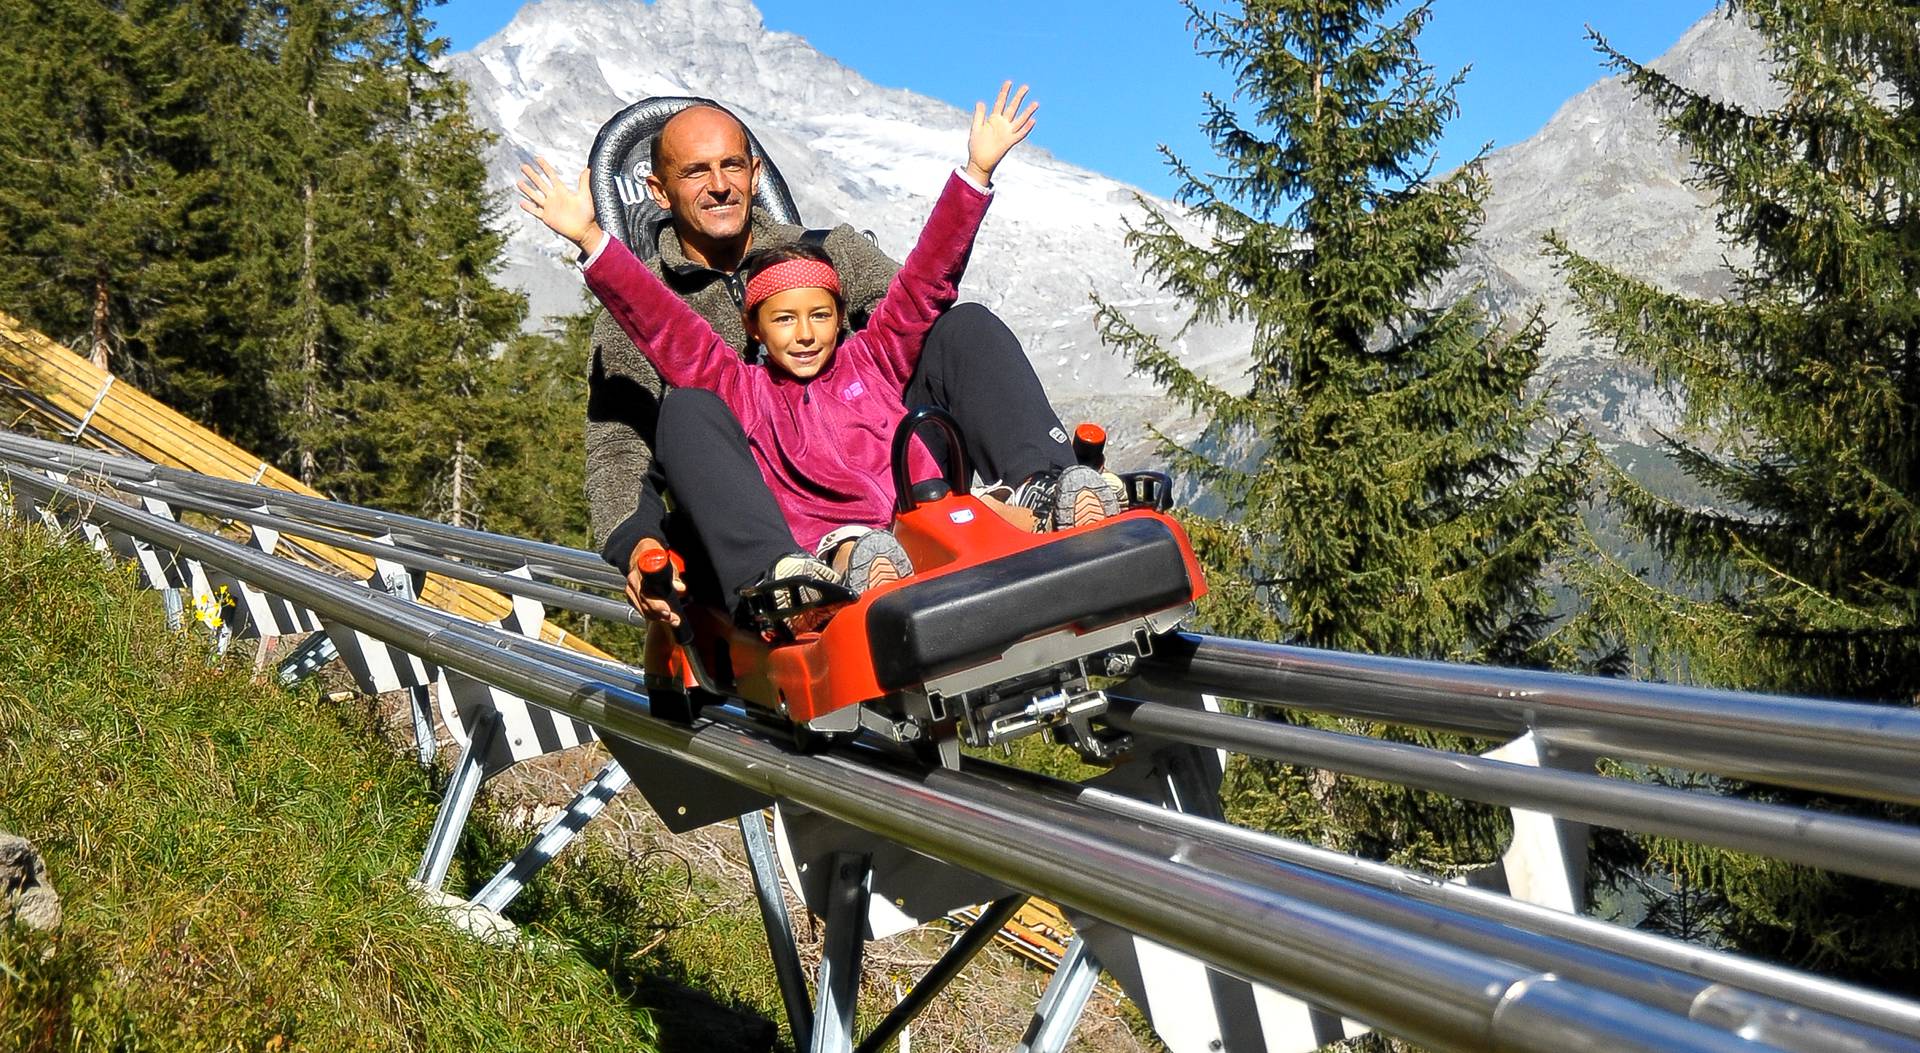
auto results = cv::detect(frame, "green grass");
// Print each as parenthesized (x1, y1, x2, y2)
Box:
(0, 521, 662, 1052)
(468, 820, 783, 1052)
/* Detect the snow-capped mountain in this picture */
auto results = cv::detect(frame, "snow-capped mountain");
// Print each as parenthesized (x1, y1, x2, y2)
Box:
(452, 0, 1775, 449)
(449, 0, 1243, 462)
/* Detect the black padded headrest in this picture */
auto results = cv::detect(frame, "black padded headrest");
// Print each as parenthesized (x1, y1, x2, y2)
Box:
(587, 96, 803, 262)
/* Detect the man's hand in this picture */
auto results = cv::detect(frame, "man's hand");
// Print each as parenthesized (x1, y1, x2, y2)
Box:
(516, 157, 605, 254)
(966, 81, 1038, 186)
(625, 538, 686, 627)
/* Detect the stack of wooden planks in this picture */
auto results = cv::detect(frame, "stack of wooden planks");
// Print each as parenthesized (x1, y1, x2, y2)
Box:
(0, 309, 611, 661)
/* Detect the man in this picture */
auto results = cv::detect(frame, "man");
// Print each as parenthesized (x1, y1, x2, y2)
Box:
(585, 105, 900, 557)
(585, 102, 1109, 622)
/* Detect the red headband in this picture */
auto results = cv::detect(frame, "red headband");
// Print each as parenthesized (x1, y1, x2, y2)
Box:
(744, 258, 842, 311)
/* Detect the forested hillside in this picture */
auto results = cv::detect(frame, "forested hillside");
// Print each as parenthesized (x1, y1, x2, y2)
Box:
(0, 0, 587, 543)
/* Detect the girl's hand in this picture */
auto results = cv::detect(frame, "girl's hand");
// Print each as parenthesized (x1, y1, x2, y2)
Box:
(516, 157, 604, 253)
(966, 81, 1038, 186)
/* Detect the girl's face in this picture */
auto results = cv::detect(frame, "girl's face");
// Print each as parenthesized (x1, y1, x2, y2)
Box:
(747, 287, 842, 380)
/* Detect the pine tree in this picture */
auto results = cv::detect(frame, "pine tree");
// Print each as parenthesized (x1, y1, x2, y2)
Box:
(356, 0, 532, 527)
(1095, 0, 1588, 889)
(228, 0, 416, 502)
(1099, 0, 1587, 660)
(471, 319, 596, 548)
(0, 0, 259, 389)
(224, 0, 399, 491)
(1551, 0, 1920, 983)
(0, 0, 162, 372)
(135, 0, 290, 451)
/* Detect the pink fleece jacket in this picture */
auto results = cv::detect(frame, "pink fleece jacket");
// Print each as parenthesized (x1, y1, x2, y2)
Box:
(582, 170, 991, 551)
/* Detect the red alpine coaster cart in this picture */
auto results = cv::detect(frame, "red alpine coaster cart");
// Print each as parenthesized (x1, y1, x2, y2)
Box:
(638, 408, 1208, 768)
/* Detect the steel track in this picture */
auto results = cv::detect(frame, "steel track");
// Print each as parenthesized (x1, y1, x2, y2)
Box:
(7, 436, 1920, 1053)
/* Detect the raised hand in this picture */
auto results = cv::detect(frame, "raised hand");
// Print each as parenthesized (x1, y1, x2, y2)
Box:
(516, 157, 602, 252)
(966, 81, 1038, 186)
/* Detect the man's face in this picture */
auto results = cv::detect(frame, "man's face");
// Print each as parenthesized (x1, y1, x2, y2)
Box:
(746, 287, 842, 380)
(647, 108, 760, 253)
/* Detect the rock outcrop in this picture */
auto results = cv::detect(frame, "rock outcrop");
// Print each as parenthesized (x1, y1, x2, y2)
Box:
(1, 832, 62, 932)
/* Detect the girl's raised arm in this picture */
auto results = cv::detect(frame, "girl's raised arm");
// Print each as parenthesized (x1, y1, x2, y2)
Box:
(859, 82, 1037, 387)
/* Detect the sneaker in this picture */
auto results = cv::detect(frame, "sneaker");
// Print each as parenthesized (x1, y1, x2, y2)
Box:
(840, 528, 913, 594)
(740, 553, 854, 637)
(1017, 465, 1122, 531)
(1012, 470, 1061, 527)
(768, 552, 847, 604)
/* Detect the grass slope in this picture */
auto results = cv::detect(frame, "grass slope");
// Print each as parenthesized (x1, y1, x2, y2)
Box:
(0, 522, 661, 1052)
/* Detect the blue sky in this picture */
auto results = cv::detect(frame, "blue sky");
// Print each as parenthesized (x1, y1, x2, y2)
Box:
(432, 0, 1717, 199)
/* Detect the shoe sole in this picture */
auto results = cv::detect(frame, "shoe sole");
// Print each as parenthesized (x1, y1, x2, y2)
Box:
(844, 531, 915, 594)
(1054, 466, 1122, 530)
(1068, 487, 1112, 528)
(862, 556, 903, 589)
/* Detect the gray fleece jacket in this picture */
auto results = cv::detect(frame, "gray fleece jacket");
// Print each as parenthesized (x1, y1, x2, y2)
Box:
(583, 209, 901, 546)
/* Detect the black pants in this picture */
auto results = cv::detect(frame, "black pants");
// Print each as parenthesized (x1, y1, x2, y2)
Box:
(903, 303, 1071, 487)
(600, 303, 1072, 601)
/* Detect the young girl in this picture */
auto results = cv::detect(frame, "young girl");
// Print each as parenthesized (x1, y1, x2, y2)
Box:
(518, 83, 1116, 621)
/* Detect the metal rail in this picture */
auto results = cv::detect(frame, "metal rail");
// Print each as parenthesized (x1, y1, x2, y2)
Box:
(1101, 695, 1920, 888)
(64, 448, 1895, 1042)
(14, 444, 1920, 1052)
(23, 419, 1917, 801)
(9, 462, 1893, 1053)
(28, 425, 1917, 819)
(0, 430, 623, 588)
(946, 756, 1920, 1053)
(1047, 775, 1920, 1041)
(0, 431, 619, 659)
(44, 465, 641, 627)
(1140, 633, 1920, 805)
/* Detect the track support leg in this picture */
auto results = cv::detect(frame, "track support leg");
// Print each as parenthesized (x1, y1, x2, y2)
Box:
(1482, 732, 1590, 912)
(275, 632, 338, 687)
(741, 810, 815, 1050)
(413, 708, 500, 893)
(1017, 935, 1101, 1053)
(811, 851, 872, 1053)
(1159, 741, 1227, 822)
(855, 894, 1026, 1053)
(469, 759, 630, 913)
(408, 683, 437, 769)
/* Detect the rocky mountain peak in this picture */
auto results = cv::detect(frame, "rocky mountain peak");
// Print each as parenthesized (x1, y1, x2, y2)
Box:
(1451, 10, 1773, 442)
(1651, 9, 1777, 105)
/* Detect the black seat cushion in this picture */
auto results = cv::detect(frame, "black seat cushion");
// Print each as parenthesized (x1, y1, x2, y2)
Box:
(865, 517, 1194, 691)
